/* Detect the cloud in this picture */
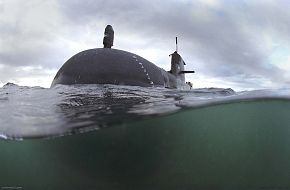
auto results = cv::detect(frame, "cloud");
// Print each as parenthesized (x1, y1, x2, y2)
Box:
(0, 0, 74, 86)
(0, 64, 56, 87)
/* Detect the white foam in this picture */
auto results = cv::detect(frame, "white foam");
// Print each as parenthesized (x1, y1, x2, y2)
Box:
(0, 134, 8, 140)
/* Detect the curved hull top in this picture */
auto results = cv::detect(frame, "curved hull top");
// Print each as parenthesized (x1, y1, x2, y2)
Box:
(51, 48, 170, 88)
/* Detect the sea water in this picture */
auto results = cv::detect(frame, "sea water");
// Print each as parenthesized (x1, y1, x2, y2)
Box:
(0, 83, 290, 189)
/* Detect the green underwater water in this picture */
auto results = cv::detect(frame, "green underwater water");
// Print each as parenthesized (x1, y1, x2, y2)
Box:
(1, 99, 290, 189)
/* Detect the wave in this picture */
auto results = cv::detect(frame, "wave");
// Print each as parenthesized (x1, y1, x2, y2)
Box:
(0, 84, 289, 139)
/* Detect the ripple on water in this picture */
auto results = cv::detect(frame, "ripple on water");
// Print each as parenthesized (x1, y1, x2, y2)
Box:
(0, 83, 289, 139)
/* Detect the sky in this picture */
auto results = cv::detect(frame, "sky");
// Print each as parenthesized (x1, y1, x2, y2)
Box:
(1, 0, 290, 91)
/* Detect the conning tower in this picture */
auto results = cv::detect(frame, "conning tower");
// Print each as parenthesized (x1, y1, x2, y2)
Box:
(169, 37, 195, 86)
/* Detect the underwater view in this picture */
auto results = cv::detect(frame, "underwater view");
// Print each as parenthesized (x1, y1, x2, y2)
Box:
(1, 83, 290, 189)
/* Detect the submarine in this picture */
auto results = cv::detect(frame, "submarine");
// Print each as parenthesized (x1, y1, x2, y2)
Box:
(51, 25, 194, 88)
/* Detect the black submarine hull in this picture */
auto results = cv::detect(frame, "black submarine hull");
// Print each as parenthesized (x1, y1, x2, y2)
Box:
(51, 48, 180, 88)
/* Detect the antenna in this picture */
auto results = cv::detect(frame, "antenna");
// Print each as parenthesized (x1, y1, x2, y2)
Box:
(175, 37, 178, 52)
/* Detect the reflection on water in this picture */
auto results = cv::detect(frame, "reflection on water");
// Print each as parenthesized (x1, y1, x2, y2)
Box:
(54, 85, 240, 138)
(58, 86, 148, 131)
(1, 83, 289, 139)
(0, 84, 235, 138)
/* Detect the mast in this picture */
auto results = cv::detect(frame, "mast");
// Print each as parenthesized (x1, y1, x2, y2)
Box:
(103, 25, 114, 48)
(176, 37, 178, 52)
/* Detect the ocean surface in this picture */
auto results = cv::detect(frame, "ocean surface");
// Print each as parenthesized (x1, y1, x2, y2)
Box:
(1, 83, 290, 189)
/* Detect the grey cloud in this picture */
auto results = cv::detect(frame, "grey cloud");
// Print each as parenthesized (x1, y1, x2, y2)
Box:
(0, 0, 65, 69)
(0, 63, 56, 86)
